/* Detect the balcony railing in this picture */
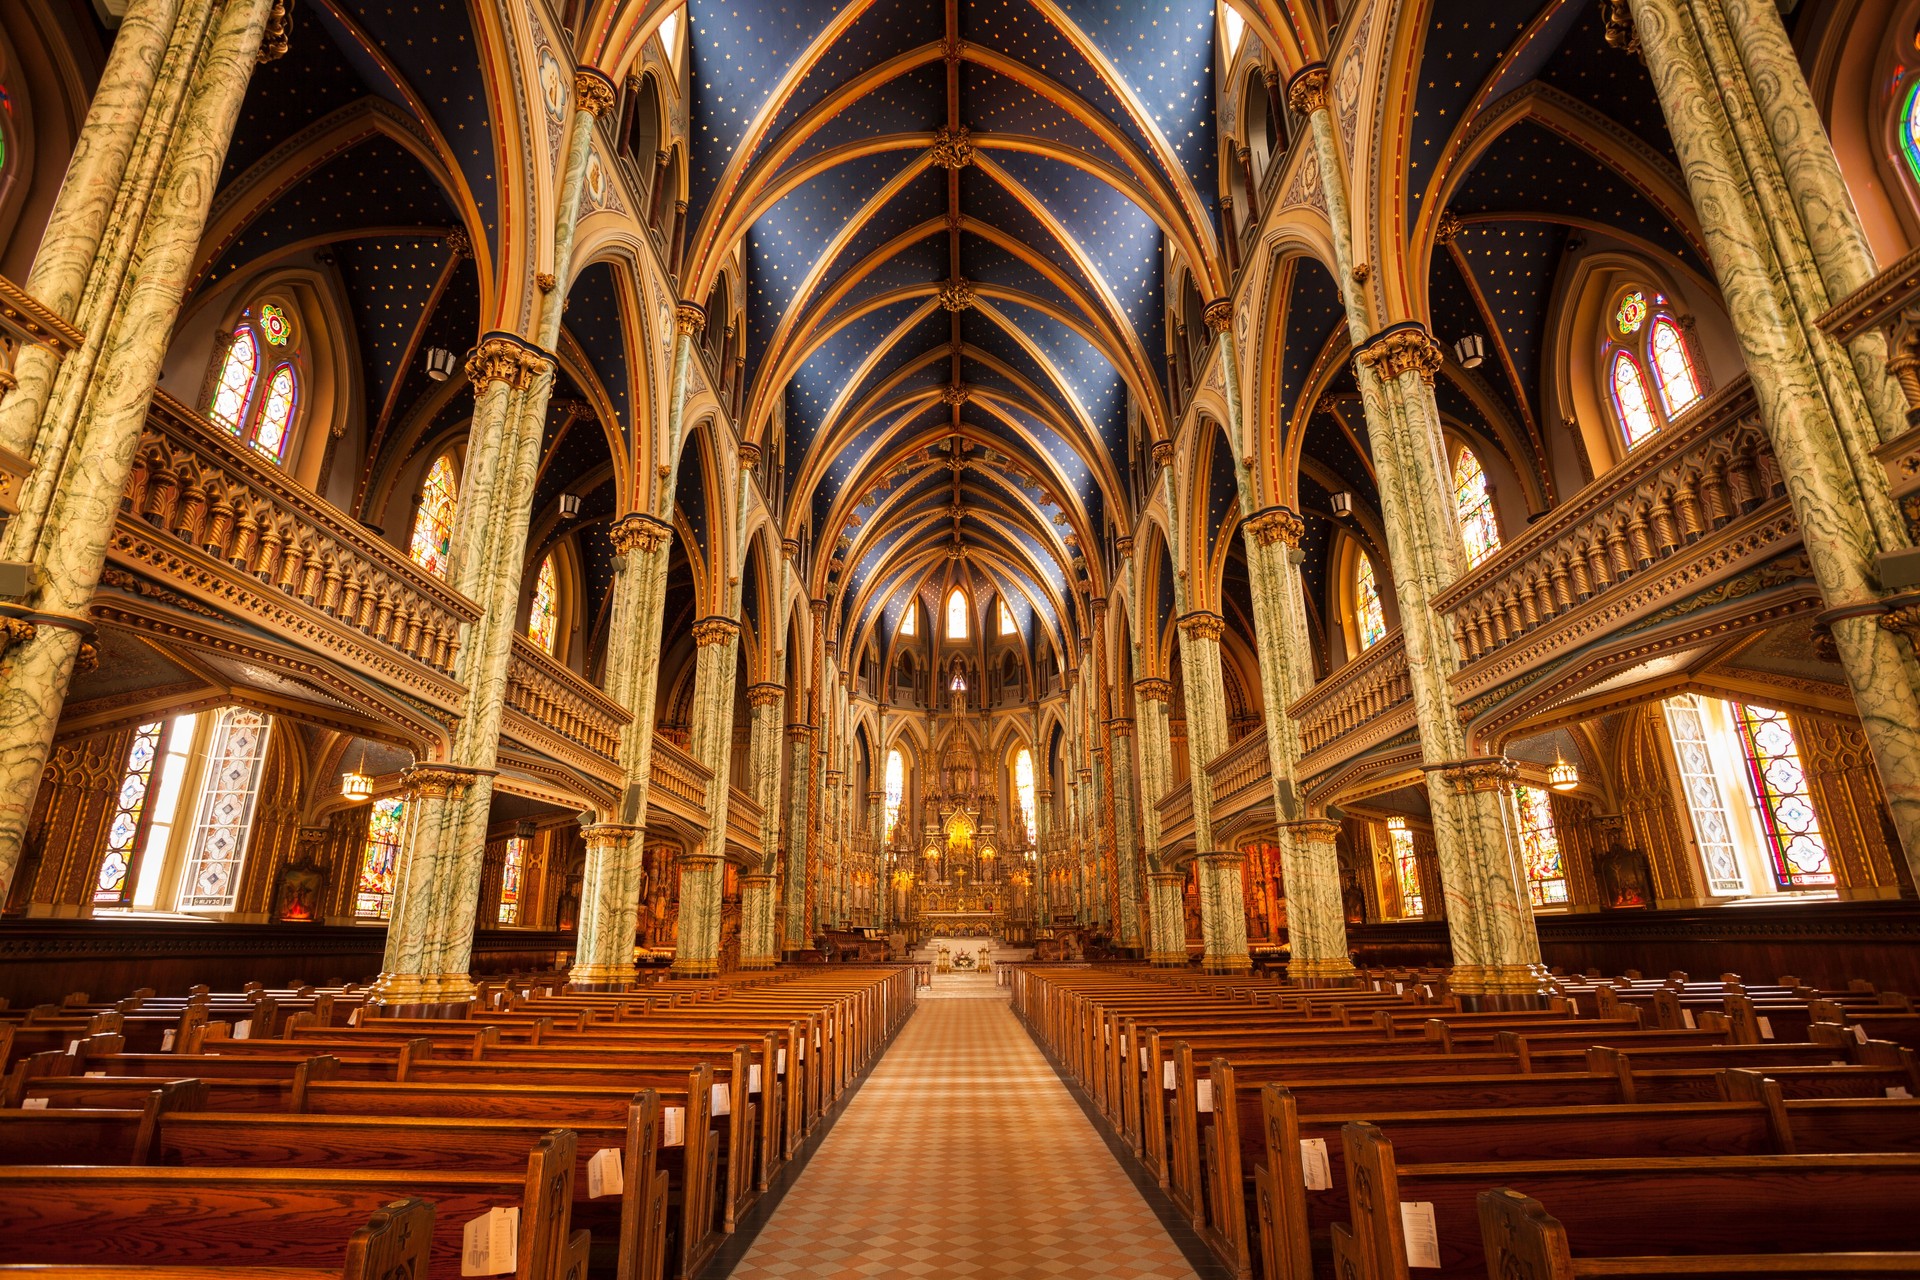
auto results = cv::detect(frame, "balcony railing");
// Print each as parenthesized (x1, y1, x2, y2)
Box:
(648, 737, 713, 835)
(1204, 725, 1272, 826)
(1432, 377, 1777, 663)
(506, 635, 629, 766)
(1287, 631, 1412, 759)
(726, 785, 764, 858)
(119, 393, 480, 684)
(1821, 245, 1920, 521)
(1155, 779, 1193, 852)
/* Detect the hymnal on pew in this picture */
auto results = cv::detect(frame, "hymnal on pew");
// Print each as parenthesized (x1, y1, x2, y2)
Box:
(460, 1205, 518, 1276)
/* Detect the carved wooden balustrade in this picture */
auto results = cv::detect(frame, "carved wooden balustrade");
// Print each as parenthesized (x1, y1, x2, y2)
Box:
(1155, 778, 1194, 854)
(725, 785, 764, 860)
(1203, 725, 1273, 833)
(505, 636, 629, 768)
(1288, 631, 1413, 766)
(1433, 377, 1778, 663)
(118, 393, 480, 685)
(647, 737, 714, 838)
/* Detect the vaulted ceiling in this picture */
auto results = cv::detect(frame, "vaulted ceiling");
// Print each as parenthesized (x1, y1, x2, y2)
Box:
(683, 0, 1222, 662)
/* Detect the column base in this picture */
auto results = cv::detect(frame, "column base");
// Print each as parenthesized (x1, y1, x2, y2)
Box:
(364, 970, 478, 1015)
(737, 957, 780, 970)
(567, 961, 638, 991)
(1203, 955, 1252, 974)
(1448, 962, 1553, 1007)
(670, 957, 720, 978)
(1287, 956, 1361, 987)
(1149, 951, 1188, 967)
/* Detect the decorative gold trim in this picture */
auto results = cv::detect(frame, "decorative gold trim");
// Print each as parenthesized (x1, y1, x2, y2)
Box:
(1285, 64, 1329, 116)
(1134, 677, 1173, 703)
(1203, 299, 1233, 333)
(257, 0, 290, 62)
(676, 302, 707, 336)
(574, 68, 617, 116)
(1245, 506, 1305, 548)
(1429, 756, 1518, 794)
(608, 513, 673, 555)
(1178, 610, 1225, 641)
(930, 125, 975, 169)
(691, 616, 741, 647)
(746, 682, 785, 708)
(1355, 324, 1443, 386)
(1151, 440, 1174, 469)
(937, 279, 977, 313)
(738, 441, 764, 469)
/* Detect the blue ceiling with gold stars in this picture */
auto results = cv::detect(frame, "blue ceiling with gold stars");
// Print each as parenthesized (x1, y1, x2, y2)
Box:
(690, 0, 1217, 654)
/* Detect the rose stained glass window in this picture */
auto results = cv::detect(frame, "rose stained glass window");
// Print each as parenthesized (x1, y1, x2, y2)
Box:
(355, 797, 406, 919)
(1515, 784, 1568, 906)
(410, 454, 459, 577)
(1734, 703, 1834, 889)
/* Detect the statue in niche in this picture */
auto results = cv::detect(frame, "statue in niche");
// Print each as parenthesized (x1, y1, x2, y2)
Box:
(1595, 841, 1654, 910)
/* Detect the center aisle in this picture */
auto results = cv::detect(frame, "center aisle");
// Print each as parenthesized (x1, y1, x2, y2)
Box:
(721, 972, 1203, 1279)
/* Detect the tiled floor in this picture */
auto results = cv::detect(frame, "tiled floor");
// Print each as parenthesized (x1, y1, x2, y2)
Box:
(721, 973, 1202, 1279)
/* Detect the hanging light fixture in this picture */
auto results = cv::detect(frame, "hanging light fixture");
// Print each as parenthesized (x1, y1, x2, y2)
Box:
(1329, 491, 1354, 519)
(339, 742, 374, 801)
(559, 492, 582, 518)
(424, 347, 457, 381)
(1549, 750, 1580, 792)
(1454, 333, 1486, 369)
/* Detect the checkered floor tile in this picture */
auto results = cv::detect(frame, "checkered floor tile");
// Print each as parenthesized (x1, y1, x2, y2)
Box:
(723, 974, 1200, 1279)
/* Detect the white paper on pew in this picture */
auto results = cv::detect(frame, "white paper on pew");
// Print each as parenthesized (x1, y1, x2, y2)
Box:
(749, 1065, 762, 1094)
(460, 1206, 518, 1276)
(1421, 986, 1433, 999)
(160, 1030, 176, 1052)
(1889, 1086, 1913, 1099)
(1400, 1202, 1441, 1268)
(711, 1082, 731, 1116)
(777, 1049, 787, 1073)
(85, 1071, 105, 1078)
(1195, 1079, 1213, 1112)
(1757, 1016, 1774, 1040)
(350, 1007, 364, 1026)
(1854, 1024, 1870, 1044)
(1299, 1138, 1332, 1191)
(662, 1107, 686, 1147)
(587, 1147, 624, 1198)
(1681, 1009, 1696, 1029)
(66, 1039, 79, 1055)
(1163, 1060, 1176, 1090)
(1394, 983, 1404, 994)
(1139, 1047, 1148, 1072)
(233, 1019, 252, 1040)
(21, 1098, 47, 1110)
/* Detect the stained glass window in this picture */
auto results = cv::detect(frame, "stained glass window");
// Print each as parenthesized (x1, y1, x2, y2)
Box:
(1611, 350, 1659, 448)
(209, 327, 258, 433)
(96, 721, 165, 905)
(355, 797, 406, 919)
(258, 303, 291, 346)
(1014, 747, 1037, 844)
(528, 556, 559, 653)
(1615, 290, 1648, 335)
(1733, 703, 1834, 889)
(253, 364, 296, 461)
(1390, 822, 1423, 917)
(883, 749, 905, 845)
(999, 600, 1017, 635)
(1452, 446, 1501, 567)
(498, 835, 528, 925)
(1663, 695, 1746, 895)
(1649, 318, 1702, 416)
(1356, 553, 1386, 650)
(410, 454, 459, 578)
(177, 708, 272, 911)
(899, 600, 916, 635)
(1515, 784, 1569, 906)
(946, 588, 968, 639)
(1903, 79, 1920, 185)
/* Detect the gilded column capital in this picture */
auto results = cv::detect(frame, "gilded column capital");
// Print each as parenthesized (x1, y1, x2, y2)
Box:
(1116, 535, 1135, 557)
(1151, 440, 1174, 469)
(1148, 870, 1187, 887)
(608, 512, 673, 555)
(1134, 677, 1173, 703)
(580, 821, 644, 846)
(1090, 595, 1109, 618)
(466, 334, 553, 390)
(1197, 849, 1246, 870)
(691, 616, 741, 646)
(738, 440, 763, 469)
(1203, 299, 1233, 333)
(1285, 63, 1329, 115)
(825, 769, 842, 785)
(402, 763, 493, 800)
(1245, 505, 1306, 548)
(675, 302, 707, 336)
(1427, 756, 1519, 794)
(838, 671, 852, 690)
(782, 537, 801, 559)
(809, 599, 827, 620)
(1879, 604, 1920, 641)
(786, 723, 815, 742)
(1107, 717, 1135, 739)
(574, 68, 618, 116)
(1178, 610, 1226, 641)
(1355, 322, 1445, 387)
(746, 682, 785, 707)
(0, 616, 36, 653)
(1282, 817, 1343, 847)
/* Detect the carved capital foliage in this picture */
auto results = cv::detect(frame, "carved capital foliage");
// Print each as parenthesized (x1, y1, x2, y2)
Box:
(1285, 64, 1329, 116)
(1880, 606, 1920, 642)
(0, 616, 36, 653)
(1432, 756, 1519, 794)
(675, 302, 707, 336)
(257, 0, 290, 62)
(466, 338, 523, 389)
(1151, 440, 1174, 469)
(1356, 324, 1444, 386)
(1116, 535, 1135, 557)
(940, 382, 971, 406)
(1284, 817, 1343, 848)
(403, 764, 486, 800)
(809, 599, 827, 620)
(938, 278, 977, 312)
(785, 722, 815, 742)
(746, 681, 785, 707)
(444, 229, 472, 259)
(608, 513, 673, 555)
(1203, 299, 1233, 333)
(930, 125, 975, 169)
(1245, 505, 1306, 548)
(574, 68, 617, 116)
(1134, 677, 1173, 703)
(691, 616, 740, 647)
(1434, 212, 1464, 246)
(1107, 717, 1135, 739)
(1178, 610, 1225, 641)
(738, 441, 763, 469)
(1601, 0, 1639, 51)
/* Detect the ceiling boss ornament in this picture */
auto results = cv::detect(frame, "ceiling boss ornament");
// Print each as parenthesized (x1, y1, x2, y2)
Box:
(930, 126, 975, 170)
(938, 278, 977, 313)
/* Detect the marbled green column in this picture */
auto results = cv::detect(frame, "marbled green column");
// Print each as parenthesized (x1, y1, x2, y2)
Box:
(1630, 0, 1920, 871)
(1132, 676, 1183, 963)
(0, 0, 197, 461)
(1146, 871, 1188, 967)
(823, 767, 843, 928)
(0, 0, 275, 903)
(672, 616, 742, 977)
(737, 681, 785, 968)
(1173, 610, 1250, 972)
(1107, 716, 1143, 949)
(781, 721, 813, 953)
(1243, 507, 1356, 983)
(569, 512, 674, 988)
(1279, 818, 1357, 984)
